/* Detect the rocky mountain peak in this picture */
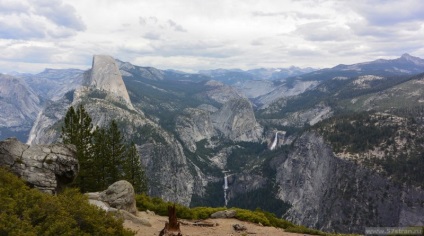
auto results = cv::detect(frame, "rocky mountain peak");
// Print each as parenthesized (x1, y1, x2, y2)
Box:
(86, 55, 133, 109)
(400, 53, 424, 65)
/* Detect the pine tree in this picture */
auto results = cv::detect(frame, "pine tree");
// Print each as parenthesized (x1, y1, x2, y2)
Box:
(123, 142, 148, 193)
(61, 105, 93, 192)
(106, 120, 126, 186)
(61, 106, 78, 144)
(91, 126, 110, 191)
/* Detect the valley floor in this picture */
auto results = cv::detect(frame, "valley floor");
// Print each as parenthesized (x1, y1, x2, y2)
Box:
(124, 211, 311, 236)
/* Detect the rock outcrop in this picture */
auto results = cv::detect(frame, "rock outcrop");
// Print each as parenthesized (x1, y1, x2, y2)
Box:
(175, 98, 263, 157)
(175, 108, 216, 152)
(211, 98, 263, 142)
(85, 55, 133, 109)
(87, 180, 151, 226)
(0, 138, 78, 194)
(276, 132, 424, 233)
(99, 180, 137, 214)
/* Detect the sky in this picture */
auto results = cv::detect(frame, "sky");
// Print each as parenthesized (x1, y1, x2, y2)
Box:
(1, 0, 424, 73)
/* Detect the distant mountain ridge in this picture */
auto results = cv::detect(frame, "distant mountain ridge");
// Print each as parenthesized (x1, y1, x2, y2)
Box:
(291, 53, 424, 82)
(199, 66, 316, 84)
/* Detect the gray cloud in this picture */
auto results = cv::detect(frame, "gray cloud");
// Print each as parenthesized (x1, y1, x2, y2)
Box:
(295, 21, 352, 42)
(349, 20, 422, 39)
(251, 39, 264, 46)
(167, 19, 186, 32)
(149, 16, 158, 24)
(352, 0, 424, 26)
(0, 0, 29, 14)
(0, 0, 85, 40)
(252, 11, 287, 17)
(1, 44, 60, 63)
(143, 32, 161, 40)
(139, 17, 146, 25)
(32, 0, 86, 30)
(149, 40, 241, 58)
(0, 16, 46, 39)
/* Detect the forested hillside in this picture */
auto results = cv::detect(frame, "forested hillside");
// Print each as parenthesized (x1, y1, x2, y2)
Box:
(315, 108, 424, 188)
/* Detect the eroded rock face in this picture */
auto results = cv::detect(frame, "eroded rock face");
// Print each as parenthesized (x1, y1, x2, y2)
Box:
(0, 137, 78, 194)
(86, 55, 133, 109)
(175, 108, 216, 152)
(0, 74, 42, 141)
(211, 98, 263, 142)
(276, 132, 424, 233)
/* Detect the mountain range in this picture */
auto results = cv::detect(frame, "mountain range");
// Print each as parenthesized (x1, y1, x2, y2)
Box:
(1, 53, 424, 234)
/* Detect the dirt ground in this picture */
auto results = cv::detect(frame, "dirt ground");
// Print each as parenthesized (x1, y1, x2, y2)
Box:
(124, 211, 310, 236)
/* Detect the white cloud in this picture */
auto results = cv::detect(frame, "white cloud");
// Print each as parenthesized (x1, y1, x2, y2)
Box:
(0, 0, 424, 73)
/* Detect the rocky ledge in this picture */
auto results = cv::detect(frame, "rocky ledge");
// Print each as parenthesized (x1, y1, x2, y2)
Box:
(0, 137, 78, 194)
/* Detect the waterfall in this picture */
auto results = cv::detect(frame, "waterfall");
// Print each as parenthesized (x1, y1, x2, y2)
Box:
(224, 173, 229, 206)
(270, 131, 278, 150)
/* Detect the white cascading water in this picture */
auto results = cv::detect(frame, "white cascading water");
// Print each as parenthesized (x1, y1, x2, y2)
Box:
(224, 174, 228, 206)
(270, 131, 278, 150)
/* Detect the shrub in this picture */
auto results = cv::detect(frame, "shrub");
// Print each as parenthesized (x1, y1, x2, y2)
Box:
(0, 168, 134, 236)
(236, 208, 270, 225)
(135, 193, 225, 220)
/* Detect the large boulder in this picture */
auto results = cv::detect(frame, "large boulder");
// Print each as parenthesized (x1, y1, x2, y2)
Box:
(99, 180, 137, 215)
(0, 137, 78, 194)
(86, 180, 151, 226)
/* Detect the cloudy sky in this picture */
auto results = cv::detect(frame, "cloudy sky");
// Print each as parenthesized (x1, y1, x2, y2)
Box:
(1, 0, 424, 73)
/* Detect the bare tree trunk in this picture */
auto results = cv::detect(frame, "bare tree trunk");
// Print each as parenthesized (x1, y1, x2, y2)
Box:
(159, 204, 182, 236)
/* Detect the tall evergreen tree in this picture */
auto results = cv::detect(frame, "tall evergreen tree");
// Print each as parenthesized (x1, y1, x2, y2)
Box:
(61, 105, 93, 192)
(61, 106, 78, 144)
(123, 142, 148, 193)
(106, 120, 126, 186)
(91, 126, 110, 191)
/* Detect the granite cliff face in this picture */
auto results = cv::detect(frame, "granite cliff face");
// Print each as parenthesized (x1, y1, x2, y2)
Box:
(211, 99, 263, 142)
(175, 108, 216, 152)
(276, 132, 424, 233)
(85, 55, 133, 109)
(175, 99, 263, 152)
(0, 138, 78, 194)
(0, 74, 42, 141)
